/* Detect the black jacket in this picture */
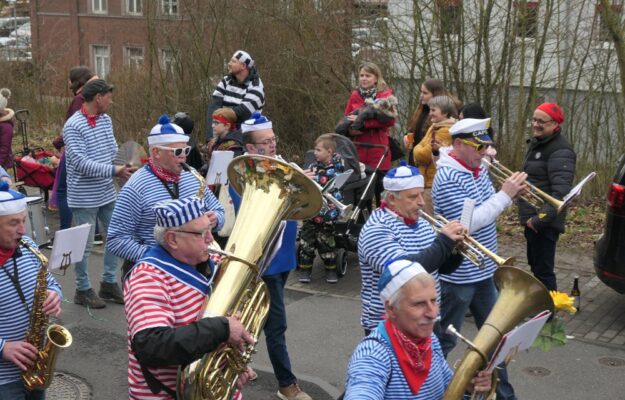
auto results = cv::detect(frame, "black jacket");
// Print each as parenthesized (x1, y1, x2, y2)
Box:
(518, 131, 576, 233)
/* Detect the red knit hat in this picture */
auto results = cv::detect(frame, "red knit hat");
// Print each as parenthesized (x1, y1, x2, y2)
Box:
(536, 102, 564, 124)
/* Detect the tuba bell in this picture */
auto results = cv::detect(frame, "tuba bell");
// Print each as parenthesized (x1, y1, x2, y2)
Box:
(443, 267, 554, 399)
(178, 155, 322, 400)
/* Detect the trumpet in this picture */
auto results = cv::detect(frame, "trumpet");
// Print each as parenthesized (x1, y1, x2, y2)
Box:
(418, 210, 516, 268)
(290, 162, 353, 219)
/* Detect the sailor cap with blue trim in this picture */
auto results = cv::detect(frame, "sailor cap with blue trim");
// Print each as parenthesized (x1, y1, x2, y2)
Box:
(148, 115, 190, 146)
(233, 50, 254, 69)
(241, 112, 272, 133)
(383, 160, 424, 191)
(154, 197, 206, 228)
(0, 181, 27, 216)
(378, 259, 427, 303)
(450, 118, 493, 145)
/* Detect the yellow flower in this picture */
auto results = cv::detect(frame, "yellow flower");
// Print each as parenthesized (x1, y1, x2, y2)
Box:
(549, 291, 577, 314)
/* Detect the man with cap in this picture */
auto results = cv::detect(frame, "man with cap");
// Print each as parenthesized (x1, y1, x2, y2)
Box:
(344, 259, 491, 399)
(230, 112, 311, 400)
(124, 197, 253, 399)
(520, 103, 576, 291)
(63, 78, 136, 309)
(432, 117, 527, 399)
(205, 50, 265, 142)
(0, 182, 62, 399)
(107, 115, 224, 276)
(358, 161, 465, 336)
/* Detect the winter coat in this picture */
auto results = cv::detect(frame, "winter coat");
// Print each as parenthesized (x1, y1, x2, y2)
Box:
(518, 131, 576, 233)
(343, 88, 396, 171)
(0, 117, 14, 169)
(412, 118, 456, 188)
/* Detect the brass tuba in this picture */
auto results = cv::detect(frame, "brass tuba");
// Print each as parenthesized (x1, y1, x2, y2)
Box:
(443, 267, 554, 400)
(20, 239, 73, 390)
(178, 155, 322, 400)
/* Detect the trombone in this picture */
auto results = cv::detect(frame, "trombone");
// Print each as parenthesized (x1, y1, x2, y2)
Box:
(419, 210, 516, 268)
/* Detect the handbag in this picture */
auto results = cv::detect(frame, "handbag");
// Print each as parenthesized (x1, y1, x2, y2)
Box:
(388, 136, 405, 161)
(217, 183, 236, 237)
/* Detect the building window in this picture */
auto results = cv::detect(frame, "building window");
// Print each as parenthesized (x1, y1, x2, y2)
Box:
(594, 2, 623, 43)
(92, 45, 110, 78)
(125, 47, 144, 67)
(515, 1, 539, 38)
(91, 0, 107, 14)
(162, 0, 178, 16)
(126, 0, 142, 15)
(437, 0, 462, 36)
(160, 48, 176, 75)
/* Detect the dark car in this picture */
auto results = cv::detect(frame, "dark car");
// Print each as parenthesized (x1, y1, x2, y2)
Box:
(594, 154, 625, 293)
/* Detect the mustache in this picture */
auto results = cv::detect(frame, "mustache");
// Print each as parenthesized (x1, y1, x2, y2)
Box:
(417, 317, 438, 326)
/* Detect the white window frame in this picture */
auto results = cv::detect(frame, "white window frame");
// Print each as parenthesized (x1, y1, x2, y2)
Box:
(91, 0, 107, 14)
(92, 45, 110, 79)
(161, 0, 178, 16)
(126, 0, 142, 15)
(160, 48, 176, 75)
(125, 46, 144, 67)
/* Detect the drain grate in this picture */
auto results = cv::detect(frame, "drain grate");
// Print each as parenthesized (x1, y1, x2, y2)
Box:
(522, 366, 551, 377)
(48, 371, 91, 400)
(598, 357, 625, 367)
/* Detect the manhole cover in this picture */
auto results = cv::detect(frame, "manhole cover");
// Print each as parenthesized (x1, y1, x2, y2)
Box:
(48, 371, 91, 400)
(598, 357, 625, 367)
(522, 366, 551, 376)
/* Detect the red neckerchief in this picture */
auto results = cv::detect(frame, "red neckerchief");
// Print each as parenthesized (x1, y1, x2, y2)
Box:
(147, 158, 180, 183)
(449, 151, 480, 179)
(0, 247, 15, 266)
(379, 200, 417, 226)
(386, 319, 432, 395)
(80, 105, 99, 128)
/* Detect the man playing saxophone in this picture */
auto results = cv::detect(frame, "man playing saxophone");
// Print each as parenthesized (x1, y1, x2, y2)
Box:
(0, 183, 62, 399)
(124, 197, 254, 399)
(432, 118, 526, 400)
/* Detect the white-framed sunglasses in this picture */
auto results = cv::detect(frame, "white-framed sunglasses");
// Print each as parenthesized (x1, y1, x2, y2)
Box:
(154, 145, 192, 157)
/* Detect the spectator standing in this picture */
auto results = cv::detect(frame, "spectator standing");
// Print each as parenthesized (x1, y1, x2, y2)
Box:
(0, 88, 15, 170)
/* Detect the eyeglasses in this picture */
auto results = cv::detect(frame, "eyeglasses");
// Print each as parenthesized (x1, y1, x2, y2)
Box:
(531, 118, 554, 126)
(253, 137, 278, 146)
(154, 145, 192, 157)
(172, 228, 212, 240)
(460, 139, 486, 152)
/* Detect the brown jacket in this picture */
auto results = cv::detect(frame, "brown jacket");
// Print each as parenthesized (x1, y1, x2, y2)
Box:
(412, 118, 456, 188)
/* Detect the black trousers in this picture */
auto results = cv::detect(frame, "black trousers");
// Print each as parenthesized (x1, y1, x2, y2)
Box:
(524, 226, 560, 291)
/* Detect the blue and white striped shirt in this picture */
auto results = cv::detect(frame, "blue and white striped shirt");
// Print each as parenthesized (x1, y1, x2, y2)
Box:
(345, 331, 452, 400)
(107, 166, 225, 263)
(432, 153, 500, 284)
(63, 111, 118, 208)
(0, 238, 62, 385)
(358, 208, 439, 330)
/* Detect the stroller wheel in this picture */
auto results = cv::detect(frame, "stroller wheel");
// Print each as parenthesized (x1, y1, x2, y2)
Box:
(336, 248, 348, 277)
(17, 185, 27, 195)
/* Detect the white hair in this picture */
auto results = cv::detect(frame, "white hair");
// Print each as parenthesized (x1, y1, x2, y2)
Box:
(381, 189, 402, 202)
(154, 225, 168, 246)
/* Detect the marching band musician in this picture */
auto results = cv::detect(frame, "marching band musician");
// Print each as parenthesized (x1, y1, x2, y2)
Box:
(345, 260, 491, 399)
(107, 115, 224, 278)
(432, 118, 526, 400)
(124, 197, 253, 399)
(0, 183, 62, 400)
(358, 162, 465, 336)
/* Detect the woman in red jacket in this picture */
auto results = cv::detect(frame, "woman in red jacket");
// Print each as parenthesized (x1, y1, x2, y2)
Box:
(342, 62, 395, 207)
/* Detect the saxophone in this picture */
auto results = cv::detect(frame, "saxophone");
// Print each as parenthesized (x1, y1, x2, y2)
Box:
(181, 162, 206, 199)
(20, 239, 73, 391)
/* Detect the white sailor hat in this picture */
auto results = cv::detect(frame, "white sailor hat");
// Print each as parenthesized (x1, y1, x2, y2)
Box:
(233, 50, 254, 69)
(378, 259, 427, 303)
(383, 160, 424, 191)
(0, 181, 27, 216)
(450, 118, 493, 145)
(241, 112, 272, 133)
(153, 197, 206, 228)
(148, 115, 190, 146)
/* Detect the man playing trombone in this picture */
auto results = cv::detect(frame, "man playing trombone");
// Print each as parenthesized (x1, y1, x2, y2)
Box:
(432, 118, 526, 400)
(520, 103, 576, 291)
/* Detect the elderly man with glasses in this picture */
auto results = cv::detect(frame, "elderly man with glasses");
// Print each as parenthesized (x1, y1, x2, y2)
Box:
(107, 115, 224, 280)
(432, 118, 527, 400)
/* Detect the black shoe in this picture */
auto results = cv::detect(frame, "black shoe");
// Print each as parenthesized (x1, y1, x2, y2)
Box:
(93, 233, 104, 245)
(326, 269, 338, 284)
(298, 268, 312, 283)
(74, 288, 106, 309)
(99, 281, 124, 304)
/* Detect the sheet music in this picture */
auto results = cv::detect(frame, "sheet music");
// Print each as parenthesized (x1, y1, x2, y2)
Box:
(563, 172, 597, 203)
(48, 224, 91, 270)
(206, 151, 234, 185)
(460, 198, 476, 230)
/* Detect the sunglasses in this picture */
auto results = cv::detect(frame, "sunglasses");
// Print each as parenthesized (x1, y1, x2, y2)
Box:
(155, 145, 192, 157)
(460, 139, 486, 152)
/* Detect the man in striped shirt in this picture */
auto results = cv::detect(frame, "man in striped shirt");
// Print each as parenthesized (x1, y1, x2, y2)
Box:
(107, 115, 224, 274)
(63, 79, 137, 309)
(0, 183, 62, 399)
(205, 50, 265, 142)
(124, 197, 253, 399)
(432, 118, 526, 400)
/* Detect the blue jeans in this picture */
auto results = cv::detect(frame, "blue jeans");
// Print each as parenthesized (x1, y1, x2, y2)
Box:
(71, 202, 119, 291)
(0, 381, 44, 400)
(438, 278, 517, 400)
(262, 271, 296, 388)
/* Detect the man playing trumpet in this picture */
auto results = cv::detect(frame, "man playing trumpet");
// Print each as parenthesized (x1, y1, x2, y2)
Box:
(432, 118, 526, 400)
